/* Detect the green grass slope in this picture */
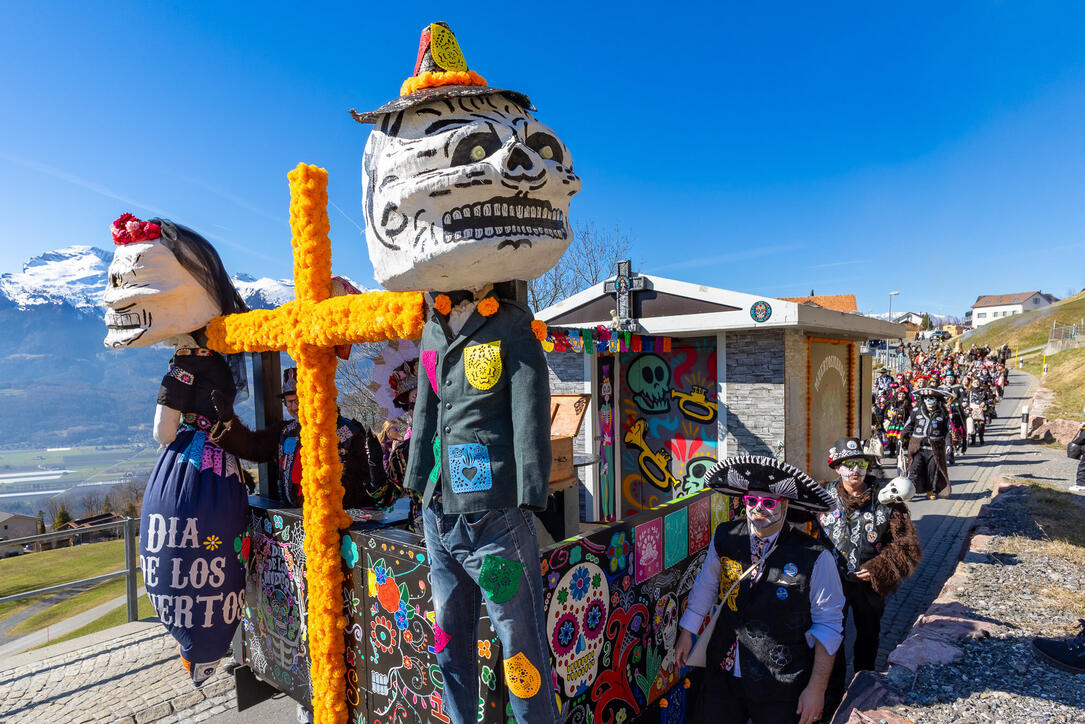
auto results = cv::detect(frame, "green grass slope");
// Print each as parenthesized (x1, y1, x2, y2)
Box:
(961, 291, 1085, 350)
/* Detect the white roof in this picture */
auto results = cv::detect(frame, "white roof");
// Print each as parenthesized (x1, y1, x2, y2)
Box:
(537, 274, 907, 340)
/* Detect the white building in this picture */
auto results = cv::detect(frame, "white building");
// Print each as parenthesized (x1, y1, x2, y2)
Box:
(970, 292, 1057, 327)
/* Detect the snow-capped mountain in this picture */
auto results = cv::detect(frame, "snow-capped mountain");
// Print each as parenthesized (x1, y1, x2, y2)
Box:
(0, 245, 295, 312)
(231, 273, 295, 310)
(0, 246, 297, 448)
(0, 246, 114, 311)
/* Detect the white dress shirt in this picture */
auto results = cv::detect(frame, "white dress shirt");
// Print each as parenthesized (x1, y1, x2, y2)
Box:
(679, 526, 844, 677)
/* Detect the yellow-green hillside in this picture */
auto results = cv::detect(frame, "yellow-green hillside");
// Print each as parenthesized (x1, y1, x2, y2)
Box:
(961, 291, 1085, 350)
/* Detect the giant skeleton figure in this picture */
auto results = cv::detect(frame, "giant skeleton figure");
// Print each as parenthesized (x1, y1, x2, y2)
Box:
(103, 216, 249, 686)
(352, 22, 580, 724)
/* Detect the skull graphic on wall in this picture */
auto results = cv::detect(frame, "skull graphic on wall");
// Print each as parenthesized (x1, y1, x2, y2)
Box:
(547, 561, 609, 697)
(628, 354, 671, 414)
(362, 94, 581, 292)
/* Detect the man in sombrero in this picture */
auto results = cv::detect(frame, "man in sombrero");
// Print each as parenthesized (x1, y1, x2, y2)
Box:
(675, 456, 844, 724)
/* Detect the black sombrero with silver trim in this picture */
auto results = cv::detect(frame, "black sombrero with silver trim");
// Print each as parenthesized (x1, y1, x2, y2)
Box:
(706, 455, 834, 513)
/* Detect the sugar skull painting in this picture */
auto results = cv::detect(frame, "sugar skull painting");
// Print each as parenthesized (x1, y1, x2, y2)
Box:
(547, 561, 609, 697)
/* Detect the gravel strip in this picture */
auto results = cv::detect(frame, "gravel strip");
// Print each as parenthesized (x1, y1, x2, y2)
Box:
(877, 480, 1085, 723)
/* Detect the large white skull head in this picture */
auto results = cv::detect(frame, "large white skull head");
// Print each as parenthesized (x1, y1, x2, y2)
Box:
(362, 94, 581, 292)
(103, 239, 222, 348)
(547, 561, 609, 697)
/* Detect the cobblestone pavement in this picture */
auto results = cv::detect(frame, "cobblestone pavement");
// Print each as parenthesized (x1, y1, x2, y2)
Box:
(0, 621, 235, 723)
(874, 370, 1036, 668)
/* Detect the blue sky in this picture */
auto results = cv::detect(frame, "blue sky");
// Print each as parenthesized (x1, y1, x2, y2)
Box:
(2, 2, 1083, 318)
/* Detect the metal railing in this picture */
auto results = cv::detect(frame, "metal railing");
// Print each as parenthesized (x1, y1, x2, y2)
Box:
(0, 518, 141, 623)
(1047, 321, 1084, 355)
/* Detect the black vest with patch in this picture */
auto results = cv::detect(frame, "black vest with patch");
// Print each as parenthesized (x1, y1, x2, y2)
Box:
(707, 520, 826, 702)
(818, 482, 892, 574)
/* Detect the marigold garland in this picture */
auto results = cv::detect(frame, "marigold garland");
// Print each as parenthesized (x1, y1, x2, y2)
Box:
(400, 70, 487, 97)
(530, 319, 548, 342)
(477, 297, 499, 317)
(202, 163, 427, 724)
(434, 294, 452, 316)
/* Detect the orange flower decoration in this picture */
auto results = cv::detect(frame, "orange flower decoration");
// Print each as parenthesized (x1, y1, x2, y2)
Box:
(477, 297, 499, 317)
(478, 639, 492, 658)
(400, 70, 487, 97)
(530, 320, 548, 342)
(434, 294, 452, 316)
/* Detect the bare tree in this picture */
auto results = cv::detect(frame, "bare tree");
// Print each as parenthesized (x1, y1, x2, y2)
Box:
(80, 489, 105, 518)
(528, 222, 633, 311)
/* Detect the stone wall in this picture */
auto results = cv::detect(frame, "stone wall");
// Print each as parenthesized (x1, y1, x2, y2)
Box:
(545, 351, 591, 455)
(723, 330, 786, 458)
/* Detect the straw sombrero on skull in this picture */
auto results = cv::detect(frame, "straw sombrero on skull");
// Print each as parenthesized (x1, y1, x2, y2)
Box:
(350, 22, 532, 124)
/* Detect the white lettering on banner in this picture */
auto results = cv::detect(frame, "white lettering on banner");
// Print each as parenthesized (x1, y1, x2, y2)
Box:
(179, 517, 200, 549)
(145, 515, 202, 553)
(150, 590, 243, 630)
(169, 556, 228, 590)
(190, 558, 209, 589)
(196, 593, 224, 628)
(174, 594, 194, 628)
(208, 556, 226, 588)
(146, 515, 166, 553)
(814, 354, 846, 392)
(140, 554, 160, 587)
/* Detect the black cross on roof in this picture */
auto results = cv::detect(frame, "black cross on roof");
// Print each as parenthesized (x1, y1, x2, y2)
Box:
(603, 260, 647, 324)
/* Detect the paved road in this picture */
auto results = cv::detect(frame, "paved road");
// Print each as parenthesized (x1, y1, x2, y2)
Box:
(0, 587, 147, 659)
(874, 370, 1033, 667)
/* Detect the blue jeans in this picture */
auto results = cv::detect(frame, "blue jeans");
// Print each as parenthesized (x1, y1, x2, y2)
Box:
(422, 498, 559, 724)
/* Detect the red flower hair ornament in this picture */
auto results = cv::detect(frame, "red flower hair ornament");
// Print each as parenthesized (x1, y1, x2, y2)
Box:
(111, 213, 161, 244)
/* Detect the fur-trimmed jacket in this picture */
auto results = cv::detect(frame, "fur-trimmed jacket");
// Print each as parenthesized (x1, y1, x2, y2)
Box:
(818, 477, 922, 599)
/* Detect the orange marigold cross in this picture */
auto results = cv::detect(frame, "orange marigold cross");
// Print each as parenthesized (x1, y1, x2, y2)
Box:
(205, 163, 424, 724)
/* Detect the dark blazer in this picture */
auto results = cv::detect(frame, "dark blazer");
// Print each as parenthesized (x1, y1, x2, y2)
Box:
(403, 296, 552, 515)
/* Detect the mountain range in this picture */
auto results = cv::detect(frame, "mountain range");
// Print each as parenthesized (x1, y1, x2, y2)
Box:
(0, 246, 295, 447)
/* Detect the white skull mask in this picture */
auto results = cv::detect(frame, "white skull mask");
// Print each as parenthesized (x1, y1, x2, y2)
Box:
(878, 476, 915, 505)
(547, 561, 609, 697)
(103, 240, 222, 348)
(362, 94, 581, 292)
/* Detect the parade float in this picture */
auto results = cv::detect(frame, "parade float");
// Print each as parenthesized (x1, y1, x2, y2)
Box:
(106, 20, 906, 724)
(219, 22, 727, 724)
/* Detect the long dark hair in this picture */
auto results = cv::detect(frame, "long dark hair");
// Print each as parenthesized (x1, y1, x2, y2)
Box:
(154, 219, 250, 398)
(154, 220, 249, 317)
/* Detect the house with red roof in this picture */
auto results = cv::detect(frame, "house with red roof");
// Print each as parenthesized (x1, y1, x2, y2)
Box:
(970, 291, 1058, 327)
